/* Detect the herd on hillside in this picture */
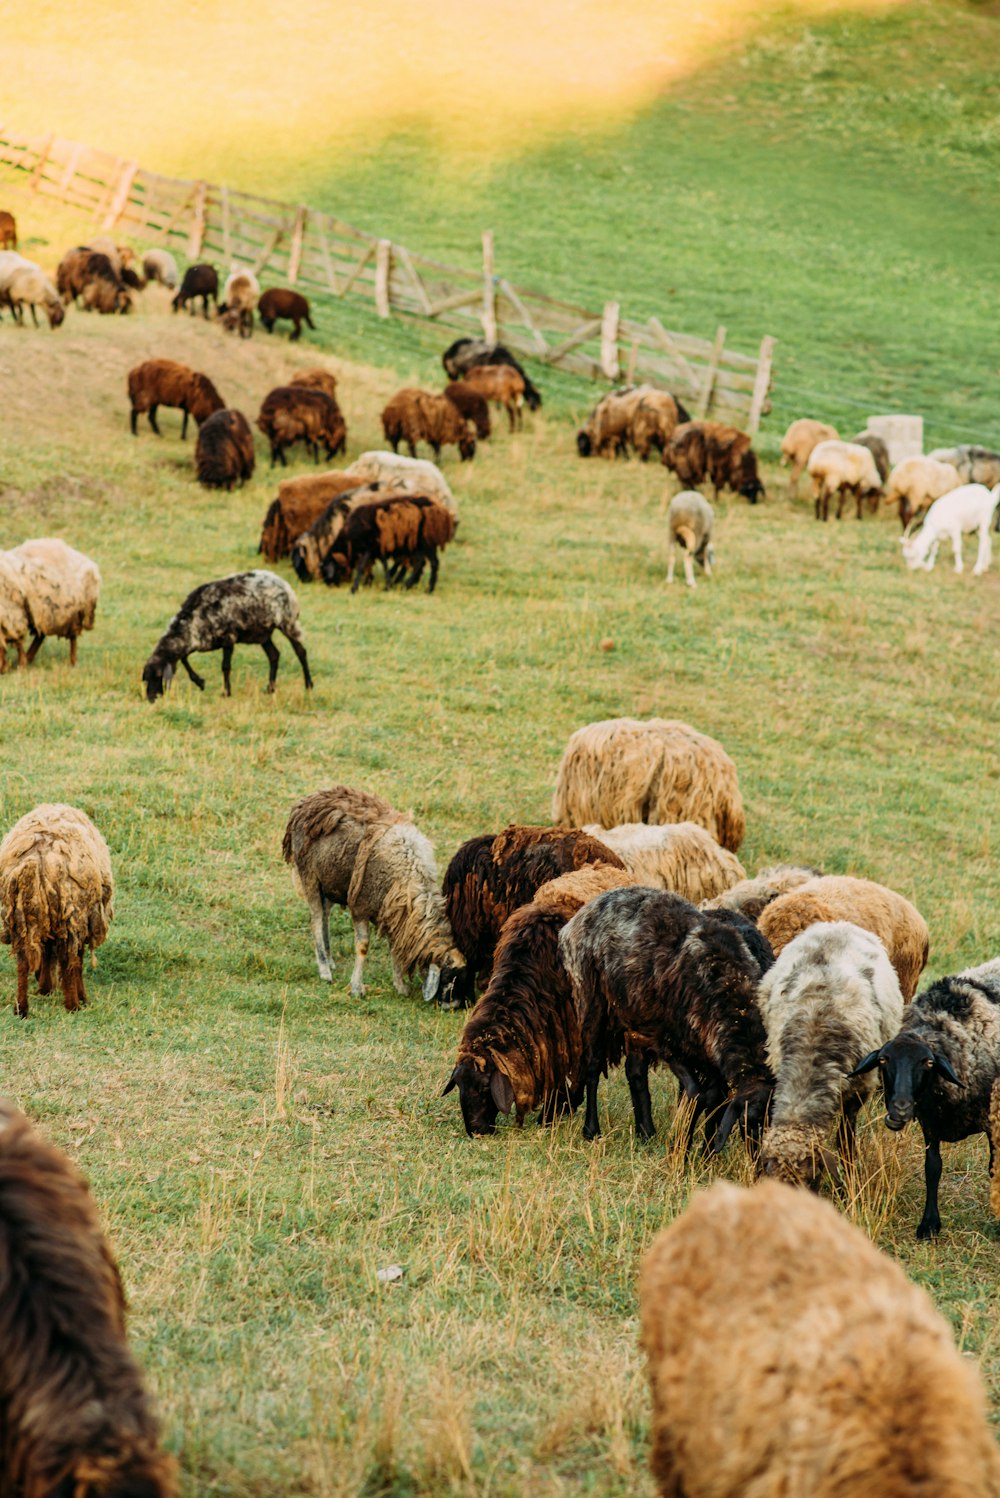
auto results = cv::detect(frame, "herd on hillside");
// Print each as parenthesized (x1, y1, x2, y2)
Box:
(1, 209, 1000, 1498)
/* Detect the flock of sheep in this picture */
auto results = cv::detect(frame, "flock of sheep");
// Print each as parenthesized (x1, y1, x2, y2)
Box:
(1, 206, 999, 1497)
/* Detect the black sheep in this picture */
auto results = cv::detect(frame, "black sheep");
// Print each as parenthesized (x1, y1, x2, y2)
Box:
(172, 263, 219, 318)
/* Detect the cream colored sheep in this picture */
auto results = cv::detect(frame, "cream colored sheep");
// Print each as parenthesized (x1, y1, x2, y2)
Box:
(639, 1180, 1000, 1497)
(8, 539, 100, 666)
(142, 248, 179, 289)
(0, 804, 114, 1016)
(807, 439, 882, 520)
(665, 490, 714, 587)
(780, 418, 838, 495)
(219, 268, 260, 337)
(884, 455, 962, 530)
(4, 263, 65, 329)
(344, 451, 457, 513)
(552, 717, 745, 852)
(0, 555, 30, 671)
(582, 821, 744, 903)
(701, 862, 821, 920)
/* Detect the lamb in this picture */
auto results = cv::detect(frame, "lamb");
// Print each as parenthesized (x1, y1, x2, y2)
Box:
(288, 368, 338, 400)
(0, 210, 16, 249)
(551, 716, 745, 852)
(441, 338, 542, 409)
(0, 1099, 177, 1494)
(282, 785, 470, 1005)
(630, 391, 689, 460)
(559, 886, 774, 1144)
(665, 490, 714, 587)
(702, 863, 823, 921)
(128, 356, 226, 439)
(381, 389, 476, 461)
(639, 1179, 1000, 1498)
(171, 261, 219, 317)
(218, 267, 259, 337)
(443, 825, 625, 993)
(259, 471, 364, 564)
(458, 364, 526, 432)
(757, 874, 929, 1000)
(854, 957, 1000, 1239)
(5, 538, 100, 666)
(850, 428, 891, 482)
(258, 287, 315, 340)
(320, 493, 457, 593)
(900, 482, 999, 574)
(583, 821, 745, 903)
(663, 420, 765, 503)
(884, 455, 962, 530)
(142, 570, 312, 700)
(576, 386, 650, 458)
(756, 922, 905, 1189)
(257, 385, 347, 467)
(0, 804, 114, 1016)
(806, 439, 882, 520)
(443, 864, 637, 1135)
(442, 380, 491, 440)
(780, 418, 839, 495)
(195, 408, 256, 490)
(344, 451, 457, 512)
(141, 247, 179, 289)
(1, 261, 64, 329)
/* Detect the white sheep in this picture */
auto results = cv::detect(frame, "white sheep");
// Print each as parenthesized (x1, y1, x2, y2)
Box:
(582, 821, 745, 903)
(665, 490, 714, 587)
(884, 455, 961, 530)
(2, 540, 101, 666)
(780, 418, 838, 495)
(344, 451, 457, 513)
(4, 263, 65, 329)
(807, 439, 882, 520)
(141, 248, 179, 290)
(900, 482, 999, 574)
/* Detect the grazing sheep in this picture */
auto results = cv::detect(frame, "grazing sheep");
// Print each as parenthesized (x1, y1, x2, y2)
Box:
(664, 420, 766, 503)
(884, 455, 962, 530)
(195, 409, 256, 490)
(0, 211, 16, 250)
(443, 825, 624, 993)
(128, 358, 225, 439)
(807, 439, 882, 520)
(0, 555, 31, 671)
(583, 821, 745, 903)
(285, 484, 377, 580)
(702, 863, 822, 921)
(577, 386, 650, 458)
(560, 886, 774, 1144)
(1, 261, 64, 329)
(0, 804, 113, 1017)
(142, 570, 312, 700)
(54, 245, 94, 305)
(258, 287, 315, 340)
(55, 249, 131, 314)
(171, 262, 219, 318)
(141, 247, 179, 289)
(850, 428, 891, 483)
(282, 786, 470, 1005)
(551, 716, 745, 852)
(780, 418, 839, 495)
(288, 368, 338, 400)
(257, 385, 346, 467)
(86, 237, 135, 275)
(757, 922, 905, 1189)
(5, 538, 100, 666)
(0, 250, 36, 302)
(320, 493, 457, 593)
(259, 471, 363, 564)
(442, 337, 542, 410)
(0, 1099, 177, 1494)
(443, 864, 636, 1134)
(854, 957, 1000, 1239)
(758, 874, 928, 1000)
(630, 391, 689, 460)
(900, 482, 999, 574)
(442, 380, 491, 440)
(665, 490, 714, 587)
(639, 1179, 1000, 1498)
(929, 444, 1000, 489)
(218, 268, 259, 337)
(381, 389, 476, 461)
(344, 451, 457, 511)
(459, 364, 526, 432)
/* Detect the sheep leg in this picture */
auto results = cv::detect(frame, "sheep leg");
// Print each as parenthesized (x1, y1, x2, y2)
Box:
(349, 918, 370, 997)
(351, 555, 373, 595)
(404, 555, 426, 591)
(148, 405, 161, 436)
(427, 547, 440, 594)
(625, 1052, 656, 1140)
(582, 1060, 603, 1140)
(221, 642, 234, 696)
(13, 638, 26, 669)
(390, 952, 408, 996)
(181, 656, 206, 690)
(951, 528, 964, 573)
(683, 551, 695, 589)
(290, 319, 301, 342)
(666, 540, 676, 584)
(69, 634, 78, 667)
(130, 405, 139, 436)
(14, 952, 29, 1018)
(507, 400, 516, 434)
(916, 1130, 943, 1239)
(180, 408, 189, 441)
(59, 951, 80, 1012)
(37, 950, 54, 995)
(261, 636, 280, 692)
(973, 524, 992, 575)
(281, 629, 313, 690)
(308, 891, 333, 981)
(25, 632, 45, 663)
(788, 460, 802, 495)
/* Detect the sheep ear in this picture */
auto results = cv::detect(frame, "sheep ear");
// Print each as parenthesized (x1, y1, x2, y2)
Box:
(490, 1071, 515, 1115)
(441, 1068, 459, 1097)
(851, 1050, 882, 1077)
(933, 1055, 961, 1087)
(711, 1099, 740, 1153)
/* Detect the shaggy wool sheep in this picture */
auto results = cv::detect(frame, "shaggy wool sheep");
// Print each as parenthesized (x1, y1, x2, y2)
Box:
(807, 439, 883, 520)
(780, 418, 839, 495)
(257, 385, 346, 467)
(55, 247, 132, 314)
(577, 386, 650, 458)
(344, 451, 457, 512)
(288, 368, 338, 400)
(884, 455, 962, 530)
(701, 862, 822, 921)
(441, 338, 542, 409)
(639, 1179, 1000, 1498)
(664, 420, 765, 503)
(171, 262, 218, 317)
(282, 786, 470, 1005)
(258, 287, 315, 340)
(582, 821, 744, 903)
(630, 391, 689, 460)
(259, 471, 363, 564)
(0, 804, 113, 1017)
(0, 554, 31, 671)
(900, 482, 999, 574)
(929, 444, 1000, 489)
(218, 267, 259, 337)
(551, 716, 745, 852)
(5, 538, 100, 666)
(665, 490, 714, 587)
(142, 247, 179, 289)
(195, 408, 256, 490)
(382, 389, 476, 461)
(128, 358, 225, 439)
(442, 381, 491, 440)
(0, 211, 16, 250)
(458, 364, 525, 432)
(287, 484, 378, 580)
(758, 874, 928, 1000)
(320, 493, 457, 593)
(850, 429, 891, 483)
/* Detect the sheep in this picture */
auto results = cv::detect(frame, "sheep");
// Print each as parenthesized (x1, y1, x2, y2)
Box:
(806, 439, 882, 520)
(630, 391, 689, 460)
(288, 368, 338, 400)
(442, 380, 491, 440)
(320, 493, 457, 593)
(259, 471, 364, 564)
(0, 554, 31, 671)
(142, 247, 179, 289)
(0, 211, 16, 250)
(0, 804, 114, 1017)
(282, 785, 470, 1005)
(900, 482, 999, 574)
(0, 250, 35, 296)
(639, 1179, 1000, 1498)
(929, 444, 1000, 488)
(442, 337, 542, 409)
(663, 420, 766, 503)
(79, 253, 132, 315)
(559, 886, 774, 1145)
(5, 538, 100, 667)
(195, 408, 256, 490)
(142, 570, 312, 700)
(551, 716, 745, 852)
(257, 385, 347, 467)
(850, 428, 891, 482)
(780, 418, 839, 495)
(381, 389, 476, 461)
(258, 286, 315, 340)
(128, 358, 225, 439)
(54, 245, 93, 305)
(171, 261, 218, 317)
(344, 451, 457, 512)
(0, 1099, 177, 1495)
(86, 237, 135, 276)
(443, 864, 637, 1134)
(443, 825, 625, 994)
(702, 863, 823, 921)
(583, 821, 745, 903)
(458, 364, 526, 432)
(218, 267, 259, 337)
(576, 386, 650, 458)
(756, 922, 905, 1189)
(665, 490, 714, 587)
(854, 957, 1000, 1239)
(1, 262, 64, 329)
(884, 455, 962, 530)
(757, 874, 928, 1001)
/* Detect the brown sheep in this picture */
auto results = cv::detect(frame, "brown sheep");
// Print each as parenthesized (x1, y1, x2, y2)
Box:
(664, 420, 765, 503)
(577, 386, 650, 458)
(195, 409, 256, 490)
(851, 429, 891, 483)
(630, 391, 688, 460)
(288, 485, 384, 582)
(259, 471, 362, 564)
(381, 389, 476, 461)
(128, 358, 225, 439)
(259, 287, 315, 340)
(57, 247, 132, 314)
(218, 268, 259, 337)
(0, 211, 16, 250)
(459, 364, 526, 432)
(640, 1180, 1000, 1498)
(442, 380, 491, 440)
(780, 418, 839, 494)
(0, 1098, 177, 1496)
(321, 493, 457, 593)
(0, 804, 114, 1017)
(702, 863, 823, 920)
(257, 385, 347, 467)
(288, 368, 338, 400)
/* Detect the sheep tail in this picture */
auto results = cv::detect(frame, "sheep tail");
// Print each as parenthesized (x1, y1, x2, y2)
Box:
(990, 1078, 1000, 1220)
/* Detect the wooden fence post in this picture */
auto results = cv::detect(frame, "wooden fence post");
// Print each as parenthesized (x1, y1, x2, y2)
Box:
(188, 181, 207, 258)
(747, 334, 775, 435)
(482, 229, 497, 344)
(288, 207, 307, 285)
(220, 184, 231, 264)
(697, 325, 726, 418)
(28, 134, 55, 192)
(626, 341, 638, 384)
(102, 159, 138, 230)
(600, 302, 621, 380)
(374, 238, 392, 318)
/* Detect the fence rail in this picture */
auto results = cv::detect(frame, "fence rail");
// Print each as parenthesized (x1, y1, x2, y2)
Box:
(0, 126, 775, 431)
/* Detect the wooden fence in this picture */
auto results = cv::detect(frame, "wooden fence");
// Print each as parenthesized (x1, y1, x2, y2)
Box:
(0, 126, 775, 430)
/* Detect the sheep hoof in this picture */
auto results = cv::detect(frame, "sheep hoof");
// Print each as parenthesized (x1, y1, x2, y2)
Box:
(317, 967, 332, 983)
(916, 1218, 940, 1241)
(350, 982, 366, 998)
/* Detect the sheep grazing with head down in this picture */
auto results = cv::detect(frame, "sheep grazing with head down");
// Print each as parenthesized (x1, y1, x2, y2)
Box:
(344, 451, 457, 512)
(441, 338, 542, 410)
(458, 364, 525, 432)
(257, 385, 346, 467)
(630, 391, 689, 460)
(286, 484, 378, 580)
(850, 429, 891, 483)
(3, 538, 101, 667)
(0, 804, 113, 1017)
(288, 368, 338, 401)
(442, 381, 491, 440)
(141, 248, 179, 290)
(576, 386, 650, 458)
(780, 418, 839, 495)
(701, 862, 822, 921)
(583, 821, 744, 904)
(0, 1099, 177, 1496)
(171, 262, 218, 317)
(552, 716, 745, 852)
(807, 439, 883, 520)
(282, 786, 471, 1007)
(259, 471, 364, 564)
(320, 493, 456, 593)
(884, 455, 962, 530)
(639, 1179, 1000, 1498)
(900, 482, 999, 575)
(128, 358, 225, 440)
(142, 570, 312, 700)
(664, 420, 765, 503)
(258, 287, 315, 340)
(666, 490, 714, 587)
(195, 409, 256, 490)
(0, 255, 65, 330)
(218, 268, 259, 337)
(382, 389, 476, 461)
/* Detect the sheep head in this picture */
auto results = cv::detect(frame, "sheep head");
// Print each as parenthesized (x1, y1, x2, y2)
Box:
(142, 655, 175, 702)
(458, 434, 477, 461)
(442, 1057, 515, 1136)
